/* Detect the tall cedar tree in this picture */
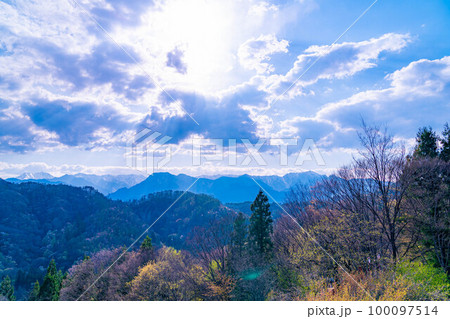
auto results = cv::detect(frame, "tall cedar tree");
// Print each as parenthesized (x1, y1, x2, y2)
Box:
(249, 190, 273, 260)
(38, 259, 63, 301)
(0, 275, 16, 301)
(414, 127, 439, 158)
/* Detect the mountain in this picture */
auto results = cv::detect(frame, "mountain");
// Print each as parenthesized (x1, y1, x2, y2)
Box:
(254, 171, 324, 192)
(6, 173, 146, 195)
(0, 179, 235, 299)
(17, 172, 55, 180)
(5, 171, 326, 203)
(109, 171, 325, 203)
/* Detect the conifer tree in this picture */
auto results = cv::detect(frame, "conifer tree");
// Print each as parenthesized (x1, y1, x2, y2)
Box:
(249, 190, 273, 261)
(140, 235, 153, 250)
(440, 123, 450, 162)
(0, 275, 16, 301)
(38, 259, 62, 301)
(414, 127, 439, 158)
(29, 280, 40, 301)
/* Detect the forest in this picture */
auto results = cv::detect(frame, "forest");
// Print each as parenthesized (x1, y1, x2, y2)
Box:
(1, 124, 449, 301)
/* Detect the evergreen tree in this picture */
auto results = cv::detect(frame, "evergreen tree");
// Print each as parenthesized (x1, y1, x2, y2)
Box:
(440, 123, 450, 162)
(249, 190, 273, 261)
(231, 212, 248, 258)
(414, 127, 439, 158)
(0, 275, 16, 301)
(38, 259, 62, 301)
(140, 235, 153, 250)
(29, 280, 40, 301)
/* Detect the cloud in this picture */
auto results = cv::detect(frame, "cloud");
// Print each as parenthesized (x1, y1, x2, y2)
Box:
(0, 112, 37, 152)
(316, 56, 450, 138)
(0, 161, 144, 178)
(270, 33, 412, 99)
(166, 47, 187, 74)
(30, 40, 153, 98)
(22, 99, 133, 147)
(87, 0, 155, 30)
(238, 34, 289, 74)
(141, 83, 267, 144)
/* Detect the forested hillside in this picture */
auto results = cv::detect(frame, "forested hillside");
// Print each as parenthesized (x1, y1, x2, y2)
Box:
(0, 182, 234, 299)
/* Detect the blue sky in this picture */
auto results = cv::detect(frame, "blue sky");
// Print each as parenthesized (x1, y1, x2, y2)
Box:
(0, 0, 449, 177)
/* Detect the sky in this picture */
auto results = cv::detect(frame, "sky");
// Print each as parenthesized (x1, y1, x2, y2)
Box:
(0, 0, 449, 177)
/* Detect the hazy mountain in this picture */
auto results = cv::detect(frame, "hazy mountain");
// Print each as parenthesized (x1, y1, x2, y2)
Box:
(253, 171, 324, 192)
(6, 171, 325, 202)
(17, 172, 55, 180)
(109, 171, 325, 203)
(6, 172, 146, 194)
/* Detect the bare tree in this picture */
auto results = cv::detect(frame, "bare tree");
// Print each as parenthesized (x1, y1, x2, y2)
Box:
(188, 215, 233, 283)
(315, 123, 414, 264)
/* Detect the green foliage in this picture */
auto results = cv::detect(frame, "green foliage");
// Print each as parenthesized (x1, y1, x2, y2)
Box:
(38, 259, 63, 301)
(440, 123, 450, 162)
(414, 127, 439, 158)
(274, 265, 304, 292)
(29, 280, 40, 301)
(0, 275, 16, 301)
(249, 190, 273, 261)
(140, 235, 153, 251)
(395, 261, 450, 300)
(305, 261, 449, 301)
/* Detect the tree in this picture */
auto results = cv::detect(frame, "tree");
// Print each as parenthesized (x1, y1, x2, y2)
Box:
(29, 280, 40, 301)
(316, 124, 414, 264)
(231, 212, 248, 259)
(414, 127, 439, 159)
(440, 123, 450, 162)
(38, 259, 63, 301)
(249, 190, 273, 261)
(0, 275, 16, 301)
(406, 158, 450, 275)
(189, 215, 232, 285)
(128, 246, 207, 301)
(140, 235, 153, 250)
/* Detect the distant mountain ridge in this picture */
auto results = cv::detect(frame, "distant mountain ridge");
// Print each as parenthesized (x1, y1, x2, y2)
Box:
(6, 173, 146, 195)
(6, 171, 326, 203)
(109, 171, 325, 203)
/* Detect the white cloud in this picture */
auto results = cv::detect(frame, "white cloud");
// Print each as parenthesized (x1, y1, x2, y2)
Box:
(268, 33, 412, 100)
(315, 56, 450, 140)
(238, 34, 289, 74)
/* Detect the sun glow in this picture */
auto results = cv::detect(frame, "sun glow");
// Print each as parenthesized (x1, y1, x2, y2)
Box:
(113, 0, 284, 93)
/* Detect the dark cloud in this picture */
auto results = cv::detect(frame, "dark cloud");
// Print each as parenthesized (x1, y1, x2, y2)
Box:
(23, 99, 131, 146)
(0, 116, 36, 152)
(141, 84, 265, 144)
(166, 48, 187, 74)
(31, 40, 153, 99)
(0, 99, 37, 152)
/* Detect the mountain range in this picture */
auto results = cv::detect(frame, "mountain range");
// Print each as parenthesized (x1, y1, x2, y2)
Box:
(109, 171, 325, 203)
(5, 171, 325, 203)
(6, 173, 146, 195)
